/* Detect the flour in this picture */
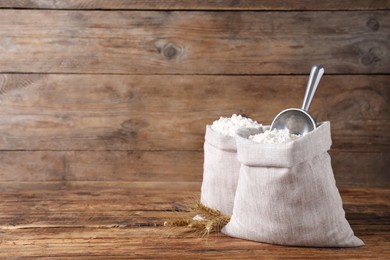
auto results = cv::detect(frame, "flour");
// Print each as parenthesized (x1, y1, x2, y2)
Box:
(249, 129, 300, 144)
(211, 114, 262, 137)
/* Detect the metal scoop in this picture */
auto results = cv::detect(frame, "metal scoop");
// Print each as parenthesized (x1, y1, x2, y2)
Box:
(270, 64, 324, 136)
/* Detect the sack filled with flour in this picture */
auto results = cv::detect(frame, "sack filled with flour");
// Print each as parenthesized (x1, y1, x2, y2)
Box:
(201, 114, 262, 216)
(222, 122, 364, 247)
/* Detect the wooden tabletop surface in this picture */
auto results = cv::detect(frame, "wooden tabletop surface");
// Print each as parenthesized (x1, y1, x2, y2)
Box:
(0, 182, 388, 259)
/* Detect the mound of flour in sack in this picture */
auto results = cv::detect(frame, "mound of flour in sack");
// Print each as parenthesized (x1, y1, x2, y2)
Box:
(211, 114, 261, 136)
(201, 114, 262, 215)
(249, 129, 300, 144)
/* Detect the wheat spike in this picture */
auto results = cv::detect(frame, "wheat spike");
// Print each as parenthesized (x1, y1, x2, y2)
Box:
(164, 219, 192, 227)
(164, 200, 231, 236)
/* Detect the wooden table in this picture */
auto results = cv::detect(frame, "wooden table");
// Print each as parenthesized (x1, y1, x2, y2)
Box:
(1, 182, 388, 259)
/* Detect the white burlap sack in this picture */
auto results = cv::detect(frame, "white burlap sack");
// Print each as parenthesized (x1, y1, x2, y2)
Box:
(223, 122, 364, 247)
(201, 125, 261, 216)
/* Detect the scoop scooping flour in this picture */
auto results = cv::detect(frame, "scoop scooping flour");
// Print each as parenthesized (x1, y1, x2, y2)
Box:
(211, 114, 262, 136)
(249, 129, 300, 144)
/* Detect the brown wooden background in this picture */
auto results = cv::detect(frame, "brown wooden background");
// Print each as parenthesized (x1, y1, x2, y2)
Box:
(0, 0, 389, 188)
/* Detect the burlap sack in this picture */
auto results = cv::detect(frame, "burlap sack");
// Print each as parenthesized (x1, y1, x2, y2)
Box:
(223, 122, 364, 247)
(201, 125, 261, 216)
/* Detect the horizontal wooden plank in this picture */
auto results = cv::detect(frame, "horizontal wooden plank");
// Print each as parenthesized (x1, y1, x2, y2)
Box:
(0, 187, 388, 259)
(0, 181, 202, 192)
(0, 189, 196, 227)
(0, 10, 388, 74)
(1, 227, 388, 259)
(0, 151, 203, 182)
(0, 184, 388, 206)
(328, 151, 389, 187)
(0, 74, 388, 151)
(0, 150, 388, 187)
(1, 0, 389, 10)
(0, 187, 387, 228)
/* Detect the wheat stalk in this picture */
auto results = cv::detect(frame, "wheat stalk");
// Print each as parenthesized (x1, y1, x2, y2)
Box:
(164, 219, 192, 227)
(164, 201, 230, 236)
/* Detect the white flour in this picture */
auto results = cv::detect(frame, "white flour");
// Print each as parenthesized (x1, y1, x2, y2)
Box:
(211, 114, 262, 137)
(249, 129, 300, 144)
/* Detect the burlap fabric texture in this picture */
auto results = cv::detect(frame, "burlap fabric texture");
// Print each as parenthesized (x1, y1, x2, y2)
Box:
(200, 125, 261, 216)
(222, 122, 364, 247)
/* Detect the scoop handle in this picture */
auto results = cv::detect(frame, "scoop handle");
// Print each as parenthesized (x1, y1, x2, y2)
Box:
(301, 65, 324, 112)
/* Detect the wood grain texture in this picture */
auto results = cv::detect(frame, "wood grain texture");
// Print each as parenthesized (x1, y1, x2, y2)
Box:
(0, 3, 388, 258)
(1, 0, 389, 10)
(0, 185, 389, 259)
(0, 150, 388, 187)
(1, 229, 388, 259)
(0, 10, 388, 74)
(0, 151, 203, 182)
(0, 181, 202, 192)
(0, 74, 388, 151)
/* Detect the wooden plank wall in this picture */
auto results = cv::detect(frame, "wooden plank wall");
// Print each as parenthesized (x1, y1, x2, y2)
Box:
(0, 1, 388, 187)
